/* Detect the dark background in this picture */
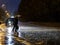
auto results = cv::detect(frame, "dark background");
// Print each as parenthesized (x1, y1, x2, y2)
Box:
(17, 0, 60, 22)
(0, 0, 60, 22)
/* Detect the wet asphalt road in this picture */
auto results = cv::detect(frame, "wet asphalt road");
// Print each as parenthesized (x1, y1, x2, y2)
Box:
(0, 22, 60, 45)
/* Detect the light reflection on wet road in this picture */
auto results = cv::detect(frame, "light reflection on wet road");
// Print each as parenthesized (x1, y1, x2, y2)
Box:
(0, 23, 33, 45)
(0, 28, 30, 45)
(0, 23, 45, 45)
(0, 22, 60, 45)
(0, 31, 5, 45)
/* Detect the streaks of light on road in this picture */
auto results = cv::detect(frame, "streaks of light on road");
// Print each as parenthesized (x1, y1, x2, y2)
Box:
(14, 36, 31, 45)
(0, 30, 5, 45)
(18, 26, 60, 32)
(0, 23, 60, 32)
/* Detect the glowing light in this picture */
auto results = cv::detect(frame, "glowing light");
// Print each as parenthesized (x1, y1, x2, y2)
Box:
(6, 26, 14, 45)
(1, 4, 5, 7)
(6, 27, 13, 34)
(6, 13, 10, 17)
(5, 10, 8, 13)
(6, 35, 14, 45)
(10, 16, 14, 18)
(7, 36, 12, 42)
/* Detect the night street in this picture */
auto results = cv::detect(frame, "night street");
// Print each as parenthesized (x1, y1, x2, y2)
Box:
(0, 0, 60, 45)
(0, 22, 60, 45)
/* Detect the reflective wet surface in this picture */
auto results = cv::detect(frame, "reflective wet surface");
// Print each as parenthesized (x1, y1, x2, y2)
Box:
(0, 31, 5, 45)
(0, 23, 60, 45)
(1, 30, 60, 45)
